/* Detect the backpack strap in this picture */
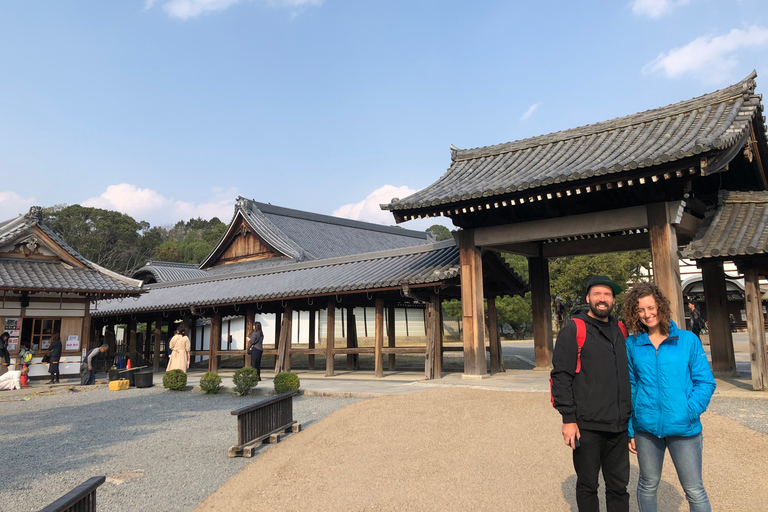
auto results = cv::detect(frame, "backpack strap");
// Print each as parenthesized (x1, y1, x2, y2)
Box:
(573, 318, 587, 374)
(618, 321, 628, 339)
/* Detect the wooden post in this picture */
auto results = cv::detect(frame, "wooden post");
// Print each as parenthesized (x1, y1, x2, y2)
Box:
(106, 320, 116, 353)
(647, 203, 685, 326)
(744, 267, 768, 390)
(128, 318, 137, 369)
(209, 312, 222, 373)
(244, 308, 255, 368)
(374, 299, 384, 378)
(701, 261, 736, 375)
(346, 307, 358, 370)
(308, 310, 316, 370)
(387, 306, 396, 370)
(153, 315, 162, 372)
(487, 295, 504, 373)
(326, 303, 335, 377)
(82, 305, 91, 355)
(456, 229, 487, 377)
(275, 307, 292, 373)
(425, 294, 441, 379)
(529, 254, 553, 369)
(436, 297, 443, 377)
(274, 312, 282, 354)
(189, 315, 197, 367)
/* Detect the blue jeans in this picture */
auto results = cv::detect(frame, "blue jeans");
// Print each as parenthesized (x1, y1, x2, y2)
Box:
(635, 431, 710, 512)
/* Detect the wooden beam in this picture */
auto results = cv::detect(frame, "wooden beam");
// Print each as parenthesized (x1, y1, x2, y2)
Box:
(128, 318, 137, 369)
(487, 295, 503, 374)
(540, 233, 650, 258)
(436, 297, 444, 377)
(209, 312, 222, 373)
(153, 315, 162, 372)
(274, 312, 282, 355)
(425, 295, 439, 379)
(325, 303, 335, 377)
(529, 254, 553, 369)
(744, 267, 768, 390)
(456, 229, 487, 377)
(275, 307, 292, 374)
(308, 310, 316, 370)
(473, 205, 648, 247)
(346, 307, 358, 370)
(82, 305, 91, 356)
(701, 261, 736, 375)
(374, 299, 384, 378)
(387, 306, 396, 370)
(647, 203, 685, 325)
(244, 308, 255, 368)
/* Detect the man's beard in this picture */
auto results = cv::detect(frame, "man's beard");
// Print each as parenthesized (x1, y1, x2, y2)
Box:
(588, 301, 614, 319)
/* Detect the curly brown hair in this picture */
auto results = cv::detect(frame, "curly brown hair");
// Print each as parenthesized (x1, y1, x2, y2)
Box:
(622, 282, 672, 335)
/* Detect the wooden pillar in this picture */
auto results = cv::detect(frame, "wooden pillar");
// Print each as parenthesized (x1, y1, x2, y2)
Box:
(188, 315, 197, 367)
(308, 310, 316, 370)
(387, 306, 396, 370)
(487, 295, 504, 373)
(648, 203, 685, 325)
(153, 315, 162, 372)
(244, 308, 255, 368)
(744, 267, 768, 390)
(374, 299, 384, 378)
(425, 294, 441, 379)
(274, 312, 282, 354)
(106, 320, 116, 353)
(701, 261, 736, 375)
(456, 229, 487, 377)
(209, 312, 221, 373)
(275, 307, 292, 373)
(529, 254, 553, 369)
(128, 318, 137, 369)
(436, 298, 443, 377)
(326, 303, 335, 377)
(346, 307, 358, 370)
(82, 306, 91, 354)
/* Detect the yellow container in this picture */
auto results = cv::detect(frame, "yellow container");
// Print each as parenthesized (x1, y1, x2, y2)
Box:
(109, 379, 130, 391)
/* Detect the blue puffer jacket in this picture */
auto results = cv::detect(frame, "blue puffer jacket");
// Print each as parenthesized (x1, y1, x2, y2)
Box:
(627, 320, 716, 438)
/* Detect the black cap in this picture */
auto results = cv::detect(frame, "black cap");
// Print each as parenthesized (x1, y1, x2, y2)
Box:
(586, 275, 622, 296)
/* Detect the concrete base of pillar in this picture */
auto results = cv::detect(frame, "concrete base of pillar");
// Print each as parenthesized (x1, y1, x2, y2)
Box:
(461, 373, 490, 380)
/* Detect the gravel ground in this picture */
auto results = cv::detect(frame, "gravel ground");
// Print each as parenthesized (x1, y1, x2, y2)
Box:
(0, 385, 362, 512)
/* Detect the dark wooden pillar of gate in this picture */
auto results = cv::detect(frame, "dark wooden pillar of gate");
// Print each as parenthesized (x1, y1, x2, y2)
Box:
(346, 307, 358, 370)
(425, 294, 442, 379)
(744, 267, 768, 390)
(153, 315, 162, 372)
(128, 318, 137, 368)
(274, 312, 282, 356)
(325, 303, 336, 377)
(188, 315, 197, 367)
(244, 308, 255, 368)
(209, 312, 221, 373)
(701, 260, 736, 375)
(648, 203, 685, 326)
(456, 229, 487, 377)
(487, 295, 504, 374)
(387, 306, 396, 370)
(82, 307, 92, 355)
(275, 306, 292, 374)
(308, 310, 316, 370)
(374, 299, 384, 378)
(529, 253, 553, 369)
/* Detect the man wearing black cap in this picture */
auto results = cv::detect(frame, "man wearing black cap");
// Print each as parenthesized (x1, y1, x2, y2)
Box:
(551, 275, 631, 512)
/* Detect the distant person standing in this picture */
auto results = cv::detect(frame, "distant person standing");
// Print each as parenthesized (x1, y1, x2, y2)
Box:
(729, 314, 737, 332)
(166, 327, 191, 373)
(248, 321, 264, 379)
(688, 302, 704, 338)
(47, 333, 62, 384)
(0, 332, 10, 375)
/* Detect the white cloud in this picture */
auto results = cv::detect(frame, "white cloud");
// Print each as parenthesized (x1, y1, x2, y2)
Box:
(630, 0, 690, 18)
(520, 102, 541, 121)
(0, 191, 36, 221)
(643, 25, 768, 82)
(146, 0, 322, 19)
(81, 184, 238, 225)
(332, 184, 454, 232)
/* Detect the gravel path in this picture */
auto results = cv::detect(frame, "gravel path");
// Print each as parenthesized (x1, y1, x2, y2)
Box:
(0, 386, 362, 512)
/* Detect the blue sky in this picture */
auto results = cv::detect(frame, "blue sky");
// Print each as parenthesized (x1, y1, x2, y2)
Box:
(2, 0, 768, 231)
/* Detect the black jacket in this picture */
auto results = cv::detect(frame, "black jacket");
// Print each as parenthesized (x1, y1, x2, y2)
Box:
(550, 310, 631, 432)
(48, 339, 63, 361)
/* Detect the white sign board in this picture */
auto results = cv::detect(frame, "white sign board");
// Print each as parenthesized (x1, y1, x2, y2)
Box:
(66, 335, 80, 351)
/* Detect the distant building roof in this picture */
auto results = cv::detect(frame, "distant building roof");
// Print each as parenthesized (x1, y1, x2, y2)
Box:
(384, 72, 766, 221)
(680, 190, 768, 260)
(133, 261, 209, 284)
(0, 207, 143, 295)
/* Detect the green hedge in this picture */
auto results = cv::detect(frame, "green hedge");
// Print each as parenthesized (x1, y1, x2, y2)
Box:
(232, 367, 259, 396)
(199, 372, 222, 394)
(163, 369, 187, 391)
(274, 371, 300, 394)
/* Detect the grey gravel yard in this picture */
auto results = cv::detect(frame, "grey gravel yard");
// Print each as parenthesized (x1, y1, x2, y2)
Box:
(0, 386, 362, 512)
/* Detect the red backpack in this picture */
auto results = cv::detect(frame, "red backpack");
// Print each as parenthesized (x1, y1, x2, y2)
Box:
(550, 318, 628, 407)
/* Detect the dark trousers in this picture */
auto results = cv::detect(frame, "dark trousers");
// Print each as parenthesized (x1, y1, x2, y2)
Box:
(49, 361, 60, 379)
(572, 429, 630, 512)
(250, 349, 263, 377)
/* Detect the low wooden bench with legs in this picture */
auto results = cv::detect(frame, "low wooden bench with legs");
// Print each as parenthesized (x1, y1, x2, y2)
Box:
(228, 391, 301, 457)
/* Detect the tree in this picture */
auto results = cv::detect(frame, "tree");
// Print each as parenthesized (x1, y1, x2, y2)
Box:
(426, 224, 452, 241)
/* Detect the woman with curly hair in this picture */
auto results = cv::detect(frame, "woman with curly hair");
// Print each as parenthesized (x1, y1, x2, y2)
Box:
(622, 282, 716, 512)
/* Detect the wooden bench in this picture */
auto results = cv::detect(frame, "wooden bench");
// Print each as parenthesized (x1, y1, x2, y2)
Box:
(39, 476, 106, 512)
(228, 391, 301, 458)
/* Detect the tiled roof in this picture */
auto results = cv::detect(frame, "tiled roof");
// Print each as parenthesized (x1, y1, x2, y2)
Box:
(384, 72, 764, 217)
(93, 240, 526, 316)
(200, 197, 433, 269)
(680, 190, 768, 259)
(133, 261, 209, 283)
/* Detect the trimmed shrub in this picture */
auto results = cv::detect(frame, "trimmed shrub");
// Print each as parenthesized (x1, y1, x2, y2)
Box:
(199, 372, 222, 394)
(274, 371, 300, 394)
(232, 367, 259, 396)
(163, 369, 187, 391)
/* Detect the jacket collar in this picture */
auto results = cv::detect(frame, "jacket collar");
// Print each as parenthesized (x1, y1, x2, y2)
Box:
(634, 320, 680, 346)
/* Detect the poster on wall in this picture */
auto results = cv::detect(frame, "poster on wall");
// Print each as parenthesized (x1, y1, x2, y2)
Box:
(4, 317, 20, 351)
(41, 337, 51, 350)
(65, 335, 79, 351)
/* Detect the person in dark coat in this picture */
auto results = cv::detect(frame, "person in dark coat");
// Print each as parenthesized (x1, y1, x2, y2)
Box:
(47, 333, 63, 384)
(248, 321, 264, 379)
(0, 332, 11, 374)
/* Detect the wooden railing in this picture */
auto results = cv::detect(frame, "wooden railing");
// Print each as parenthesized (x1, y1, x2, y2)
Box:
(228, 391, 301, 457)
(39, 476, 106, 512)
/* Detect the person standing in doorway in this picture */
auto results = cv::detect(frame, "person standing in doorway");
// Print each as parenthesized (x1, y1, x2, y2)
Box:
(166, 327, 191, 373)
(551, 275, 632, 512)
(47, 333, 62, 384)
(248, 321, 264, 379)
(624, 283, 716, 511)
(688, 302, 704, 338)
